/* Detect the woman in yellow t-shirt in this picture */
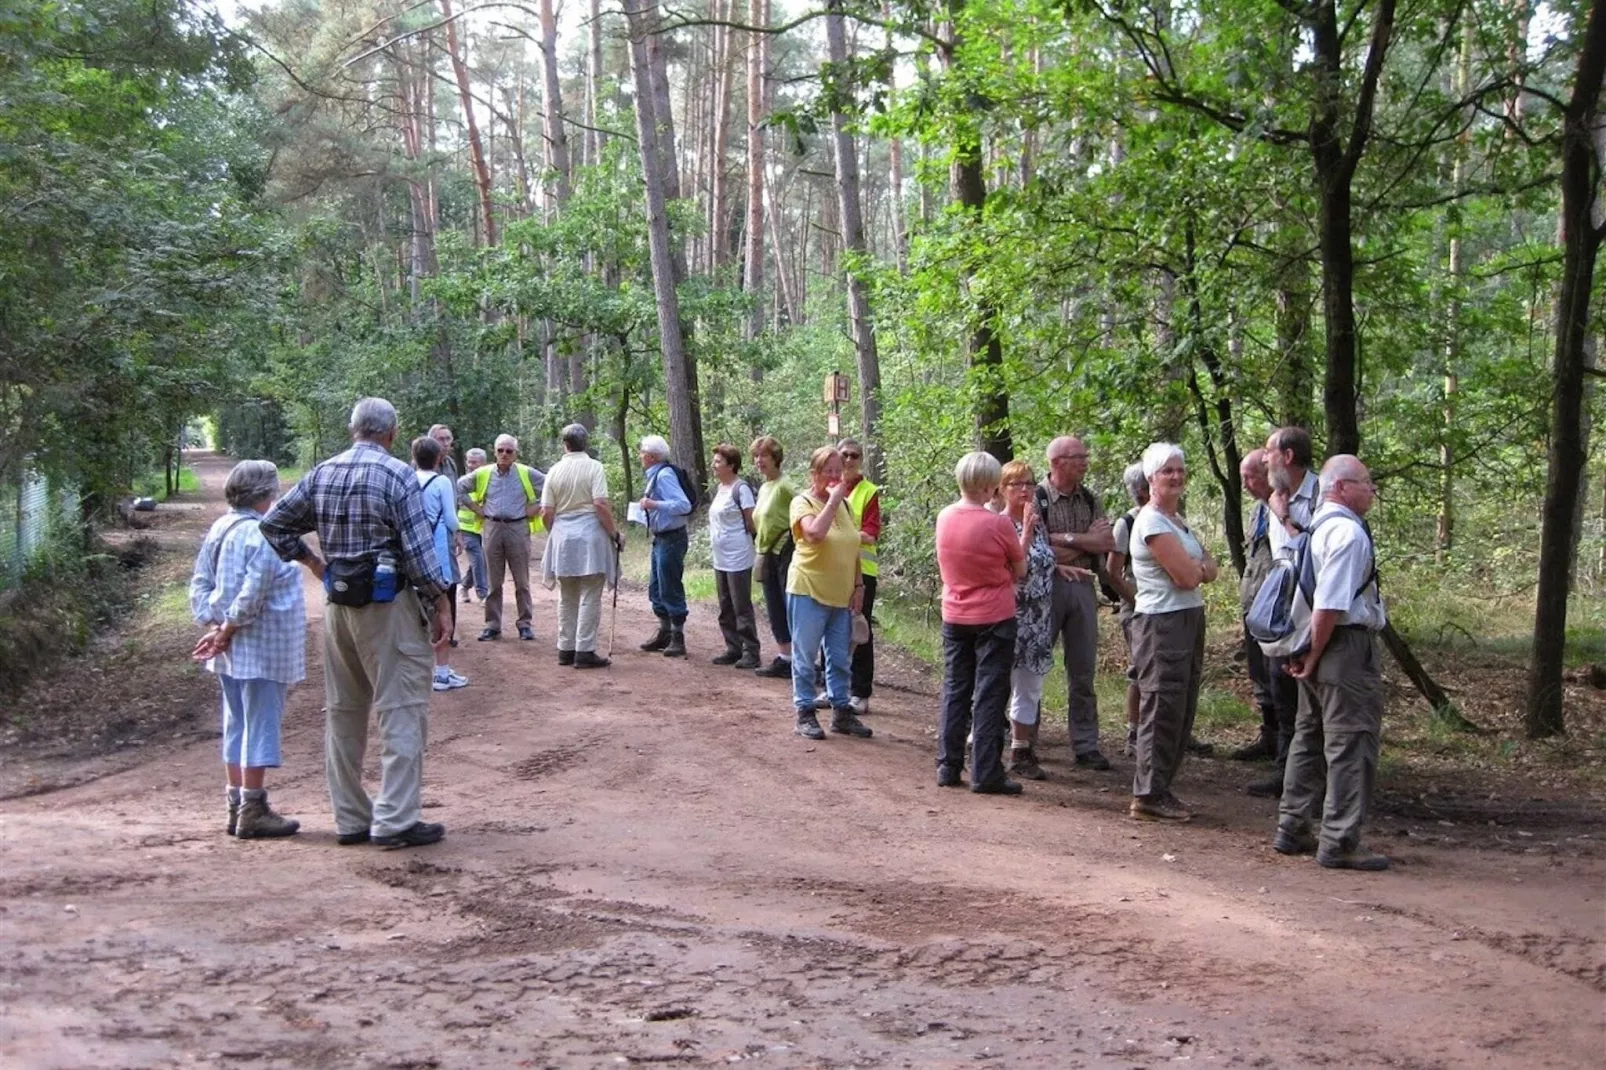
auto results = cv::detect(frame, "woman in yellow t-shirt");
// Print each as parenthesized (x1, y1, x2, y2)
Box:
(786, 446, 871, 740)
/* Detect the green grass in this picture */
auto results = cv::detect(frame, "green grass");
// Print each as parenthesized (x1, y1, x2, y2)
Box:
(132, 466, 200, 503)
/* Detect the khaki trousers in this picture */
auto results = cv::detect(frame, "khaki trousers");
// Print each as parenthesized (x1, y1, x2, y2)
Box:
(322, 588, 433, 838)
(557, 574, 606, 653)
(483, 518, 533, 632)
(1279, 628, 1383, 853)
(1130, 606, 1206, 800)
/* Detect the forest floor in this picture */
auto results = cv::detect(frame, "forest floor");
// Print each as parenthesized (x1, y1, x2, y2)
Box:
(1, 452, 1603, 1069)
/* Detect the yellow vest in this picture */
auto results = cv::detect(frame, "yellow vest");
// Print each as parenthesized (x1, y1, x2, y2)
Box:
(471, 464, 546, 535)
(457, 475, 482, 535)
(845, 477, 879, 578)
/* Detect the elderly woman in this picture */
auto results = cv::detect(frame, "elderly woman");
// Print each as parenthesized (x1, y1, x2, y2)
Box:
(749, 435, 795, 678)
(999, 460, 1063, 782)
(709, 443, 762, 668)
(413, 436, 467, 691)
(936, 452, 1027, 794)
(1128, 442, 1218, 822)
(189, 460, 306, 839)
(540, 423, 622, 668)
(457, 447, 489, 603)
(1106, 461, 1149, 756)
(787, 446, 872, 740)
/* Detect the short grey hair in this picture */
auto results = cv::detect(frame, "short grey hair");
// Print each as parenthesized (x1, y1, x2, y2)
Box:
(561, 423, 590, 452)
(1122, 461, 1148, 504)
(349, 397, 398, 439)
(225, 460, 279, 509)
(955, 450, 1003, 499)
(466, 448, 487, 463)
(640, 434, 670, 461)
(1140, 441, 1184, 480)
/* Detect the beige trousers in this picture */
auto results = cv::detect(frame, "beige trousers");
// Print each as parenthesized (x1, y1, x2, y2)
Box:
(557, 574, 606, 653)
(322, 587, 433, 837)
(483, 519, 533, 632)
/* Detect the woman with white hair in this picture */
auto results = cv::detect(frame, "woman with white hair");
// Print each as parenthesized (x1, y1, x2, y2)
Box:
(935, 451, 1028, 794)
(540, 423, 622, 668)
(189, 460, 306, 839)
(1128, 442, 1218, 822)
(1106, 460, 1149, 756)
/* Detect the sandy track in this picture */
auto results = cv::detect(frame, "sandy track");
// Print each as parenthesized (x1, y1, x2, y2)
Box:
(1, 452, 1602, 1069)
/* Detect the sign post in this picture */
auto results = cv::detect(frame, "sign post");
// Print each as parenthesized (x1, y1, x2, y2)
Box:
(823, 371, 851, 441)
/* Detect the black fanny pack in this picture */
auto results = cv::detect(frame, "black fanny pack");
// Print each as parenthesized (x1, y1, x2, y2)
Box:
(325, 557, 377, 607)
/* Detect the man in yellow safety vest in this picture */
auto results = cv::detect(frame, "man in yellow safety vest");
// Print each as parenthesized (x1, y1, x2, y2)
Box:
(456, 447, 488, 603)
(838, 439, 881, 716)
(458, 434, 545, 641)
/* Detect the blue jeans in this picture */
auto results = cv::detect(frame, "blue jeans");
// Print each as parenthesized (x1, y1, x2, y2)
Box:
(218, 674, 289, 768)
(648, 526, 689, 622)
(462, 532, 487, 598)
(788, 593, 851, 714)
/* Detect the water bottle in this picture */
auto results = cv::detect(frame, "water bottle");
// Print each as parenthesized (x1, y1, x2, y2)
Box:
(375, 551, 398, 602)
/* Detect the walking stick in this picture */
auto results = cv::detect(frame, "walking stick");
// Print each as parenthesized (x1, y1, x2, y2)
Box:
(608, 535, 622, 657)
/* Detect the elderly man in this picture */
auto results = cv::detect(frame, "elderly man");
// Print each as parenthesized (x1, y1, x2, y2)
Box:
(428, 424, 459, 484)
(260, 397, 450, 849)
(1248, 426, 1323, 797)
(1233, 449, 1289, 761)
(461, 433, 545, 642)
(636, 434, 693, 658)
(540, 424, 622, 668)
(1038, 435, 1115, 769)
(456, 447, 488, 603)
(1274, 455, 1389, 871)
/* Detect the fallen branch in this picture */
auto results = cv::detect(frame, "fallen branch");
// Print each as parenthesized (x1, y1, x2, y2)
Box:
(1380, 622, 1490, 734)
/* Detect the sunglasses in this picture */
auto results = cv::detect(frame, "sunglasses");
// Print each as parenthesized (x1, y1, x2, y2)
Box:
(495, 448, 515, 454)
(841, 451, 862, 460)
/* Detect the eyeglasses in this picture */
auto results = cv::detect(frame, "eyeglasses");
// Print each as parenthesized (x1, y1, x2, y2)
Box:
(1336, 477, 1377, 491)
(1050, 454, 1088, 463)
(1004, 480, 1035, 488)
(495, 448, 515, 454)
(840, 451, 861, 460)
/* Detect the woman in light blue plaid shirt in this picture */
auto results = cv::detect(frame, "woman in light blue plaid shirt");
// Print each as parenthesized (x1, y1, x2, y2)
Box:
(190, 460, 307, 840)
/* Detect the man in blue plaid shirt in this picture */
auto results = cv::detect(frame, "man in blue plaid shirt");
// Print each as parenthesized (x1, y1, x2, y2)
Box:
(261, 397, 452, 849)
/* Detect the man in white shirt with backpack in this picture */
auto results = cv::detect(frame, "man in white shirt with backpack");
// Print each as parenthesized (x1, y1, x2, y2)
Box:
(1273, 454, 1389, 872)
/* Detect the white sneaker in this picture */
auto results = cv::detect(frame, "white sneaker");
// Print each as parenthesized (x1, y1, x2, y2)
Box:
(849, 696, 869, 716)
(446, 670, 468, 688)
(432, 672, 453, 692)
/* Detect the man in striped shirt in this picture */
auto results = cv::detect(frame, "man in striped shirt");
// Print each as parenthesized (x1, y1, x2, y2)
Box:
(261, 397, 451, 850)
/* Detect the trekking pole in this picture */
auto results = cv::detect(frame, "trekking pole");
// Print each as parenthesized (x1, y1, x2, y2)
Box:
(608, 535, 622, 657)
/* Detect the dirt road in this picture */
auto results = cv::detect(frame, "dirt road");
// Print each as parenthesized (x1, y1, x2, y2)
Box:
(2, 453, 1602, 1068)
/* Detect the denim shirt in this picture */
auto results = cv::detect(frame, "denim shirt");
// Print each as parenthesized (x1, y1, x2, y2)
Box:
(644, 462, 691, 534)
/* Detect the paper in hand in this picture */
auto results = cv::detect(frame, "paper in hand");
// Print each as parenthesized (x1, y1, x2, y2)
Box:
(627, 501, 647, 526)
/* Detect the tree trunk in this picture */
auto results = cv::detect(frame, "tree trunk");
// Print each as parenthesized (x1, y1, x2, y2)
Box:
(539, 0, 573, 206)
(1273, 211, 1314, 429)
(438, 0, 497, 246)
(825, 0, 884, 475)
(743, 0, 769, 342)
(710, 0, 735, 271)
(1181, 223, 1245, 575)
(1437, 18, 1474, 559)
(1307, 0, 1396, 456)
(1527, 0, 1606, 738)
(586, 0, 606, 167)
(623, 0, 704, 482)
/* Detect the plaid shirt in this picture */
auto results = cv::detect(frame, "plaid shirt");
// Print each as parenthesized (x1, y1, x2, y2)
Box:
(260, 441, 448, 597)
(189, 510, 308, 684)
(1038, 479, 1106, 571)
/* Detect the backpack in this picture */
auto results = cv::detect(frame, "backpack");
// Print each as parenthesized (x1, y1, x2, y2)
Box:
(1246, 512, 1375, 658)
(657, 463, 701, 511)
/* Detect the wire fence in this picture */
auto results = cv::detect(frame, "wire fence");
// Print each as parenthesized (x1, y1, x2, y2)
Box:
(0, 472, 79, 592)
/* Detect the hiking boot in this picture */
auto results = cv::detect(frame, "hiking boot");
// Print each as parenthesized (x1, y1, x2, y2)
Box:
(1129, 795, 1193, 822)
(795, 711, 826, 740)
(734, 650, 761, 670)
(936, 764, 962, 788)
(234, 791, 300, 839)
(640, 620, 672, 651)
(1247, 766, 1286, 798)
(477, 628, 500, 641)
(573, 650, 611, 669)
(1231, 732, 1277, 762)
(518, 625, 535, 641)
(1008, 746, 1047, 781)
(336, 829, 371, 846)
(711, 648, 742, 665)
(830, 707, 873, 738)
(1074, 749, 1113, 771)
(1123, 726, 1137, 757)
(972, 777, 1023, 796)
(663, 625, 687, 658)
(372, 821, 446, 849)
(1185, 736, 1215, 757)
(558, 649, 576, 666)
(1317, 847, 1391, 872)
(754, 656, 792, 678)
(1273, 826, 1319, 856)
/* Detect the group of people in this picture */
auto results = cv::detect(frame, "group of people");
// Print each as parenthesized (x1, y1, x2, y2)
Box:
(189, 396, 1389, 873)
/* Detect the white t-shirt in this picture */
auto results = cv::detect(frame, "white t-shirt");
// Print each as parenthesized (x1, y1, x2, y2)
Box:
(1269, 469, 1320, 556)
(1129, 505, 1207, 615)
(709, 480, 757, 572)
(1309, 502, 1387, 631)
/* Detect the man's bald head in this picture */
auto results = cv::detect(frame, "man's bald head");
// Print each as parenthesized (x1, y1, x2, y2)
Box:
(1046, 435, 1090, 493)
(1240, 448, 1270, 502)
(1319, 454, 1376, 516)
